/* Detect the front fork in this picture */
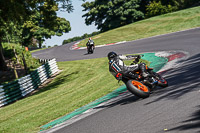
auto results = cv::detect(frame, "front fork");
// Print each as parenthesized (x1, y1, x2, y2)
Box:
(143, 76, 158, 89)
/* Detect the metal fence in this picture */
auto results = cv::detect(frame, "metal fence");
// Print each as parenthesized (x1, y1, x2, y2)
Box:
(0, 58, 58, 107)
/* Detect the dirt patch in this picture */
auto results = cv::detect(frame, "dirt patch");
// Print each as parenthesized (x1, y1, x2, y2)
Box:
(0, 59, 26, 84)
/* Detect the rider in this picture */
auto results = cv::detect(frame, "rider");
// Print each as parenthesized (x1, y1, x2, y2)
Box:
(108, 51, 149, 79)
(86, 38, 95, 50)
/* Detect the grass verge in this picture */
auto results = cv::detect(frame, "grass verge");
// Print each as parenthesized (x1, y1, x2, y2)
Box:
(79, 6, 200, 46)
(0, 57, 148, 133)
(2, 5, 199, 133)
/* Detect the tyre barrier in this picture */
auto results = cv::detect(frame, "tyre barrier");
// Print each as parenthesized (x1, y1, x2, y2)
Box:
(0, 58, 59, 107)
(39, 59, 52, 64)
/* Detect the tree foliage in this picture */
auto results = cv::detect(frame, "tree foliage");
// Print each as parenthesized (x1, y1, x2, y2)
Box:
(62, 31, 100, 44)
(22, 7, 71, 48)
(82, 0, 200, 31)
(153, 0, 199, 9)
(146, 0, 200, 17)
(0, 0, 73, 71)
(82, 0, 144, 32)
(146, 1, 174, 17)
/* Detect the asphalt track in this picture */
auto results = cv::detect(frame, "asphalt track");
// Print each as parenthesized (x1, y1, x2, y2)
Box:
(33, 28, 200, 133)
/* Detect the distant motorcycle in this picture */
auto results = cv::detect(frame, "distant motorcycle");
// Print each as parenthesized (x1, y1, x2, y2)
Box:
(114, 56, 168, 98)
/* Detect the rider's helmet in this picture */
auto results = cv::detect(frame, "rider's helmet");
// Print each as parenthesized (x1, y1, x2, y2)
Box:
(89, 38, 92, 40)
(107, 51, 117, 60)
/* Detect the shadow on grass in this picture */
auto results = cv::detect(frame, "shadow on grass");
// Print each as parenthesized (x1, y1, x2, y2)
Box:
(33, 71, 79, 95)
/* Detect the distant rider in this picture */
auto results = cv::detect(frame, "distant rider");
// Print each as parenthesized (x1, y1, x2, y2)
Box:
(108, 51, 149, 79)
(86, 38, 95, 50)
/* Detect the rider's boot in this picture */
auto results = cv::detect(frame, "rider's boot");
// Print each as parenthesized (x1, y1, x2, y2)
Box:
(140, 63, 150, 78)
(141, 72, 149, 78)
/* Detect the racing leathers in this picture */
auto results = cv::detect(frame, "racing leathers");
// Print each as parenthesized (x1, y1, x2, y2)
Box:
(109, 55, 148, 79)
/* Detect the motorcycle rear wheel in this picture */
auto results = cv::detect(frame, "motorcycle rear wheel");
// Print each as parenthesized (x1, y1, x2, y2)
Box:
(126, 80, 150, 98)
(87, 47, 94, 54)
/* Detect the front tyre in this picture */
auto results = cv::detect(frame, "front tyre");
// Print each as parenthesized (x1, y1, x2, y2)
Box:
(153, 72, 168, 87)
(126, 80, 150, 98)
(91, 47, 94, 53)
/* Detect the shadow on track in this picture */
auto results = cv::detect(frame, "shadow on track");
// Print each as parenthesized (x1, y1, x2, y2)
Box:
(84, 53, 92, 55)
(168, 105, 200, 132)
(95, 54, 200, 110)
(94, 93, 140, 109)
(144, 53, 200, 132)
(146, 53, 200, 102)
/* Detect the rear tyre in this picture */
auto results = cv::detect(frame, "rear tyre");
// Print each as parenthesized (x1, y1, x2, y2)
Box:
(91, 46, 94, 54)
(91, 48, 93, 53)
(126, 80, 150, 98)
(88, 46, 94, 54)
(87, 47, 90, 54)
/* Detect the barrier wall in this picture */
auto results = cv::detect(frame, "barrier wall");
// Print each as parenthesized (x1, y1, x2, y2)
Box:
(0, 58, 58, 107)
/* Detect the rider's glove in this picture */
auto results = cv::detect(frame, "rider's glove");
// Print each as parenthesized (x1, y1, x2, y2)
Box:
(137, 55, 141, 59)
(135, 58, 139, 63)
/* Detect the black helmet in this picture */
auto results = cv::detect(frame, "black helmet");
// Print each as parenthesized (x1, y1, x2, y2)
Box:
(107, 51, 117, 60)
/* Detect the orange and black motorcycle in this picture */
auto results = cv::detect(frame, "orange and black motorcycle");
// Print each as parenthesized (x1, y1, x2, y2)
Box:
(113, 57, 168, 98)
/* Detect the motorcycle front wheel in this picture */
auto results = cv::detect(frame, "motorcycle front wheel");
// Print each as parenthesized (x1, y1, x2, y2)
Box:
(126, 80, 150, 98)
(152, 72, 168, 87)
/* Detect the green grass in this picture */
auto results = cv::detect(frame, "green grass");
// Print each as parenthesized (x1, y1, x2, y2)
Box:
(0, 57, 149, 133)
(79, 6, 200, 46)
(1, 6, 200, 133)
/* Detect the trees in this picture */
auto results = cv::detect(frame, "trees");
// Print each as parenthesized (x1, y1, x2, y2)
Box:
(23, 14, 71, 48)
(22, 1, 71, 48)
(82, 0, 199, 32)
(153, 0, 199, 9)
(145, 0, 200, 17)
(62, 31, 100, 45)
(0, 0, 73, 71)
(82, 0, 144, 32)
(0, 0, 28, 70)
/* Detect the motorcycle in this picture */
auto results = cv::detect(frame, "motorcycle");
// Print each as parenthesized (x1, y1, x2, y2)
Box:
(87, 45, 94, 54)
(115, 55, 168, 98)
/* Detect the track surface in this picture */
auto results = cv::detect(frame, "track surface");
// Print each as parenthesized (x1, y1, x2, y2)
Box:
(33, 28, 200, 133)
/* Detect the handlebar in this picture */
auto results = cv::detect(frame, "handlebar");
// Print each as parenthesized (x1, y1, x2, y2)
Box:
(130, 54, 144, 65)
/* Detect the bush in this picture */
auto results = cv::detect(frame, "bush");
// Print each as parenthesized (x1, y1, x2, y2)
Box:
(3, 43, 41, 72)
(42, 45, 47, 48)
(146, 0, 200, 18)
(146, 1, 175, 17)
